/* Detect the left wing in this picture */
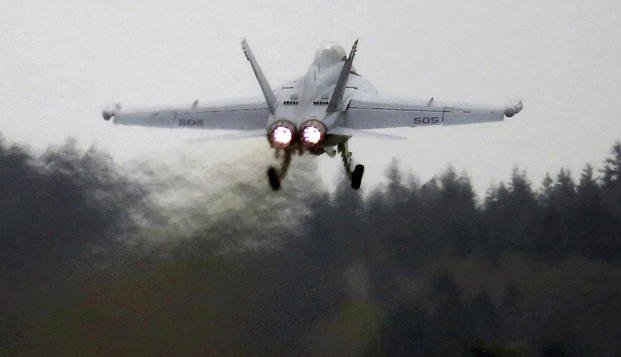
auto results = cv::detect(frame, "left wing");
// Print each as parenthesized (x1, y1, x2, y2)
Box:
(103, 100, 269, 131)
(342, 96, 522, 129)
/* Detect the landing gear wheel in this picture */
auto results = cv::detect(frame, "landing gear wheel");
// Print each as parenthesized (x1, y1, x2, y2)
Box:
(267, 150, 291, 191)
(267, 166, 281, 191)
(351, 164, 364, 190)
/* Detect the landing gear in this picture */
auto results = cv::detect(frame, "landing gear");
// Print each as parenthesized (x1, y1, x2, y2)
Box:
(338, 140, 365, 190)
(266, 138, 364, 191)
(267, 149, 292, 191)
(351, 164, 365, 190)
(267, 167, 280, 190)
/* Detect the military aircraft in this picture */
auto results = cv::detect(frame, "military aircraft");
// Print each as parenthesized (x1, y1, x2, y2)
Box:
(103, 40, 523, 190)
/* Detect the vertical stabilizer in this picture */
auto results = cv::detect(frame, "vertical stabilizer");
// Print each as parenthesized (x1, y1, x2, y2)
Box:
(327, 39, 358, 113)
(242, 39, 277, 114)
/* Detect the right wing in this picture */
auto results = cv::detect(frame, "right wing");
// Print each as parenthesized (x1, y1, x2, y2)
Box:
(343, 96, 522, 129)
(103, 100, 269, 131)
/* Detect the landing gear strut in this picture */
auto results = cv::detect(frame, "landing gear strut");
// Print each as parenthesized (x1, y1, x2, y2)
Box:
(267, 149, 292, 191)
(338, 141, 365, 190)
(266, 139, 364, 191)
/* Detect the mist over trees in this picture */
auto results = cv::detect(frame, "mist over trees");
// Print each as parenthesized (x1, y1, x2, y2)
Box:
(1, 135, 621, 355)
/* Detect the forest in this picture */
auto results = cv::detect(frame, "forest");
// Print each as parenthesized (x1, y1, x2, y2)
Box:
(1, 134, 620, 355)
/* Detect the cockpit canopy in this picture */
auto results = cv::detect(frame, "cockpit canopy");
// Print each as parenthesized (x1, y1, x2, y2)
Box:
(313, 43, 347, 67)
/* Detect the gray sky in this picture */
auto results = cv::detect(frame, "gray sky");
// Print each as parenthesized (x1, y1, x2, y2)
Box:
(2, 0, 620, 195)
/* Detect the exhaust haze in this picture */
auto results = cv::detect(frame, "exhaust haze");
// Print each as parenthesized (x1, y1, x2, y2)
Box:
(2, 133, 621, 354)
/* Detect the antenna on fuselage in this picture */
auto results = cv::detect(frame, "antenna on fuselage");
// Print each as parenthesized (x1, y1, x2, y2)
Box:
(326, 39, 358, 113)
(242, 39, 277, 114)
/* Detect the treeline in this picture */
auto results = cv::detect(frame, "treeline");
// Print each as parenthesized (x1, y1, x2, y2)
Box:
(351, 143, 621, 264)
(1, 136, 621, 355)
(290, 143, 621, 355)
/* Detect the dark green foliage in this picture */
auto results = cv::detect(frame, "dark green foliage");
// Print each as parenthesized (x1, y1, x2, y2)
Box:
(2, 137, 621, 355)
(0, 141, 146, 279)
(483, 168, 541, 256)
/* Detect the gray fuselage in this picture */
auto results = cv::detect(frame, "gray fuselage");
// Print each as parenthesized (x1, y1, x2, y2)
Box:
(267, 44, 377, 132)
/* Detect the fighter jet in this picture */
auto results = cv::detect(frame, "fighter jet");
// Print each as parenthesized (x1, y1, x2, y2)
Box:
(103, 40, 523, 190)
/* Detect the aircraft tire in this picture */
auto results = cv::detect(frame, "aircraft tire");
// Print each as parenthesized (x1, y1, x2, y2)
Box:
(351, 164, 364, 190)
(267, 166, 281, 191)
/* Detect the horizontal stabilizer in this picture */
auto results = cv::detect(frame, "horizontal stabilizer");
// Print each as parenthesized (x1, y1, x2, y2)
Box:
(329, 127, 406, 141)
(188, 129, 266, 142)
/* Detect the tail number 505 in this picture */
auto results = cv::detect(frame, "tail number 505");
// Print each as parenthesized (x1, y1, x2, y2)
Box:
(414, 116, 440, 125)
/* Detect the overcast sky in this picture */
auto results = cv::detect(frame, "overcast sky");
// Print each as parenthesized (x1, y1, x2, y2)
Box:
(2, 0, 620, 195)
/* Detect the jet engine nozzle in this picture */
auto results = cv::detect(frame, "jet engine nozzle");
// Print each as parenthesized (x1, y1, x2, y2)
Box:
(299, 120, 327, 149)
(267, 120, 297, 149)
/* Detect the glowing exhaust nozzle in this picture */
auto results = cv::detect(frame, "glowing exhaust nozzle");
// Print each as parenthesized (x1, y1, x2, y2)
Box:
(273, 127, 292, 147)
(303, 127, 322, 144)
(299, 120, 326, 149)
(268, 120, 297, 149)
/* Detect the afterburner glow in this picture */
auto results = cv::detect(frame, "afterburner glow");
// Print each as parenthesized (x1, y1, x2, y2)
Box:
(272, 126, 292, 147)
(299, 120, 326, 149)
(267, 120, 297, 149)
(302, 127, 322, 145)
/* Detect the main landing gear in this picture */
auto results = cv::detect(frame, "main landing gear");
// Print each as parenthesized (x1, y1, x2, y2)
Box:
(338, 141, 365, 190)
(267, 149, 292, 191)
(266, 138, 364, 191)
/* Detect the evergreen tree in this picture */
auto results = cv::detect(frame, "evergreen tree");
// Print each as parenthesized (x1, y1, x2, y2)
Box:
(415, 177, 443, 255)
(575, 164, 608, 257)
(384, 160, 420, 270)
(437, 168, 478, 255)
(540, 169, 577, 257)
(509, 168, 541, 253)
(599, 143, 621, 260)
(482, 168, 540, 256)
(578, 164, 597, 196)
(385, 158, 410, 205)
(539, 173, 554, 205)
(601, 142, 621, 187)
(481, 182, 510, 258)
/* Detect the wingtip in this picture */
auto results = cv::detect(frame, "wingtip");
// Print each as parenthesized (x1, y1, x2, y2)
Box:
(102, 110, 114, 121)
(102, 103, 121, 121)
(504, 100, 524, 118)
